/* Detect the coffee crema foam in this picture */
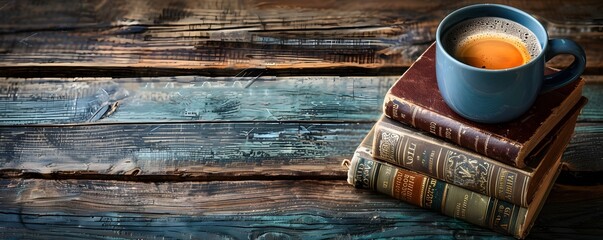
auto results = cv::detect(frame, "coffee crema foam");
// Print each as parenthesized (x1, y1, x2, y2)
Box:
(443, 17, 542, 69)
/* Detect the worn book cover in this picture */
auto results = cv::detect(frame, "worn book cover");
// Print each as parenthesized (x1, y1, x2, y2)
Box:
(372, 97, 586, 207)
(345, 119, 571, 238)
(383, 43, 585, 168)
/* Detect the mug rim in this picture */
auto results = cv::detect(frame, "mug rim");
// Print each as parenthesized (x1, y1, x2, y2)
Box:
(435, 4, 548, 72)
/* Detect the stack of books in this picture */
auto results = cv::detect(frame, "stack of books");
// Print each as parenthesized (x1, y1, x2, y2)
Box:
(344, 44, 587, 239)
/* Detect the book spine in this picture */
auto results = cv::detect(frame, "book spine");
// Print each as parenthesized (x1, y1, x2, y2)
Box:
(383, 97, 522, 168)
(373, 124, 530, 207)
(348, 153, 526, 237)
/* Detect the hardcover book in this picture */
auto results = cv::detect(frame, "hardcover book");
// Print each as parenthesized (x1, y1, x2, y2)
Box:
(345, 144, 561, 239)
(344, 104, 583, 239)
(383, 43, 585, 168)
(372, 97, 586, 207)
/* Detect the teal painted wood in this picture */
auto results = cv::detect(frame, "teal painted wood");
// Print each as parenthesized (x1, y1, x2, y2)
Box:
(563, 123, 603, 172)
(1, 81, 601, 175)
(0, 121, 600, 177)
(0, 179, 513, 240)
(0, 79, 114, 124)
(1, 179, 601, 239)
(0, 1, 601, 239)
(0, 121, 372, 178)
(2, 77, 601, 125)
(0, 76, 395, 125)
(579, 82, 603, 122)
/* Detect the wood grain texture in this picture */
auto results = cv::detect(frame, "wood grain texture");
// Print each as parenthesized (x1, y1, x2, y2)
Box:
(1, 179, 601, 239)
(0, 81, 601, 176)
(0, 121, 599, 178)
(579, 76, 603, 122)
(0, 75, 395, 125)
(0, 1, 602, 239)
(0, 121, 371, 179)
(0, 0, 600, 75)
(563, 123, 603, 172)
(1, 76, 601, 125)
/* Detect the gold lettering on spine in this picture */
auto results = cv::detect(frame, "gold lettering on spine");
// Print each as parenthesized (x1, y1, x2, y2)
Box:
(494, 204, 513, 231)
(393, 170, 404, 200)
(497, 171, 505, 200)
(392, 171, 422, 206)
(455, 202, 462, 218)
(401, 174, 416, 201)
(494, 205, 503, 228)
(405, 142, 417, 166)
(497, 169, 518, 202)
(429, 122, 437, 134)
(460, 194, 469, 219)
(356, 162, 372, 188)
(377, 165, 396, 196)
(428, 150, 435, 174)
(505, 175, 515, 201)
(453, 193, 470, 219)
(443, 185, 490, 226)
(424, 178, 437, 208)
(392, 171, 403, 199)
(383, 167, 392, 189)
(445, 127, 452, 140)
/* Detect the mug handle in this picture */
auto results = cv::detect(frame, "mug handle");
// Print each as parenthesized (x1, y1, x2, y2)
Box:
(541, 38, 586, 93)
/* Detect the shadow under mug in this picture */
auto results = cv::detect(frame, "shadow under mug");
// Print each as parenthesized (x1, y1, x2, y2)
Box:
(435, 4, 586, 124)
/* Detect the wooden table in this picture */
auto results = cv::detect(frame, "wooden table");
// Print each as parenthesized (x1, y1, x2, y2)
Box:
(1, 1, 602, 239)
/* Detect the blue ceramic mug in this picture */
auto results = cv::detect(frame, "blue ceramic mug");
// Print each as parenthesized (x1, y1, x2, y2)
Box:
(435, 4, 586, 123)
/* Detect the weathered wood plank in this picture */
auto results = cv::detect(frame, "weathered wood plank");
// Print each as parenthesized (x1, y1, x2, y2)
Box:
(579, 76, 603, 122)
(1, 76, 601, 125)
(1, 179, 601, 239)
(1, 79, 601, 177)
(0, 121, 599, 178)
(0, 75, 395, 125)
(0, 121, 371, 179)
(562, 123, 603, 172)
(560, 75, 603, 176)
(0, 0, 600, 74)
(0, 80, 600, 177)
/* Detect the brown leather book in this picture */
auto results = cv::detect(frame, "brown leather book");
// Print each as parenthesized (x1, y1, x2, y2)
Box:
(373, 97, 587, 207)
(346, 97, 585, 238)
(383, 43, 585, 168)
(347, 137, 561, 239)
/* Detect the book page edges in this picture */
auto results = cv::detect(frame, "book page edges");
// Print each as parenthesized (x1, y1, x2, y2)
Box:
(517, 158, 563, 239)
(525, 97, 587, 205)
(515, 78, 585, 167)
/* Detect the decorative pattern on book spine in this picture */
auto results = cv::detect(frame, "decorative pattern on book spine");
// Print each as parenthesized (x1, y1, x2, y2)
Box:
(349, 153, 526, 236)
(373, 126, 530, 206)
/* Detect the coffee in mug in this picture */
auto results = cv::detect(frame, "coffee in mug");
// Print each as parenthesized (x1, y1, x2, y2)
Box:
(442, 17, 541, 70)
(435, 4, 586, 123)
